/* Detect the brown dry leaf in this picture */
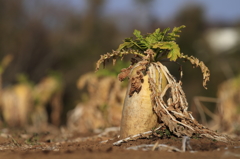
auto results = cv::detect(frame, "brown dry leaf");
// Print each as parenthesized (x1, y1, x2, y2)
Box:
(129, 76, 142, 97)
(118, 66, 133, 81)
(128, 64, 147, 97)
(180, 54, 210, 89)
(95, 50, 144, 71)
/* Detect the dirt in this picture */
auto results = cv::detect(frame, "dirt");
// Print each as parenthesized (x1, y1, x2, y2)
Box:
(0, 127, 240, 159)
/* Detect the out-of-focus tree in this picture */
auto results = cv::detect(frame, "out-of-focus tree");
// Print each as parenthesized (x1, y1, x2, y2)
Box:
(0, 0, 52, 83)
(0, 0, 122, 125)
(132, 0, 154, 30)
(175, 5, 206, 55)
(50, 0, 121, 117)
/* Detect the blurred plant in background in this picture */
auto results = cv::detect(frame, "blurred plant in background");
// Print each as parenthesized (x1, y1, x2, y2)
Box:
(67, 66, 127, 133)
(216, 75, 240, 134)
(0, 71, 63, 129)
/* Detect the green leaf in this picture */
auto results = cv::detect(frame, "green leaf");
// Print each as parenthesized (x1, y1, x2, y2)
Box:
(113, 26, 185, 61)
(152, 41, 181, 61)
(165, 25, 185, 41)
(167, 46, 180, 61)
(152, 28, 160, 38)
(133, 29, 143, 39)
(145, 36, 157, 48)
(117, 42, 133, 51)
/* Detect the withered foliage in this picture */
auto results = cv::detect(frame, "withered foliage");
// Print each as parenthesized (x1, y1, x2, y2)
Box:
(96, 50, 144, 71)
(128, 63, 146, 97)
(118, 65, 133, 82)
(180, 54, 210, 89)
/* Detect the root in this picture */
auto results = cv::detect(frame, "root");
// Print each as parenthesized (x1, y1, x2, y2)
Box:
(126, 144, 183, 152)
(114, 131, 195, 152)
(147, 62, 231, 142)
(113, 126, 162, 146)
(125, 136, 194, 152)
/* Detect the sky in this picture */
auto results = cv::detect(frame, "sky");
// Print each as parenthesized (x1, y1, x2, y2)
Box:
(69, 0, 240, 24)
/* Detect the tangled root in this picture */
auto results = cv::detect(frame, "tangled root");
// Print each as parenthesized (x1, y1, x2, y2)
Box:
(147, 61, 230, 142)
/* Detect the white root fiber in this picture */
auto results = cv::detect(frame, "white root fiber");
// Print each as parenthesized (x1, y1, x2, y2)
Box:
(147, 62, 230, 142)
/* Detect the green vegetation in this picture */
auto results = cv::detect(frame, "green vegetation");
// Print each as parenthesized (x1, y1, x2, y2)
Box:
(117, 25, 185, 61)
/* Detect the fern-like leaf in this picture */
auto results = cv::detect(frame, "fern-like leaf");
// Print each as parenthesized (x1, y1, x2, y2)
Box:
(164, 25, 186, 41)
(98, 26, 186, 70)
(152, 42, 181, 61)
(133, 29, 143, 39)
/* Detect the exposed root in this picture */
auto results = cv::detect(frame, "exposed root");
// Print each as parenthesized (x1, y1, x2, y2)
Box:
(124, 136, 195, 152)
(68, 127, 120, 143)
(126, 144, 183, 152)
(113, 126, 162, 146)
(147, 61, 230, 142)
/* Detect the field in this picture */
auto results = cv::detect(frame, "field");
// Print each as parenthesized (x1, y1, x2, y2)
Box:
(0, 127, 240, 159)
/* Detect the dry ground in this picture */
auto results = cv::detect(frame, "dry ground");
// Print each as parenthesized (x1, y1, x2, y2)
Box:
(0, 127, 240, 159)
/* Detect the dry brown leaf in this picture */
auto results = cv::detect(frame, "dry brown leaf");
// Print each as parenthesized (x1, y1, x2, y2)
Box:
(180, 54, 210, 89)
(128, 63, 147, 97)
(118, 66, 133, 81)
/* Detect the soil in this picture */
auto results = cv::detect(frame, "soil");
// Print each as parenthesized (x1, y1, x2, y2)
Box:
(0, 127, 240, 159)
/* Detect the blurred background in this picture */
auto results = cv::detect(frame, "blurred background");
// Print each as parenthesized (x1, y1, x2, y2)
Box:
(0, 0, 240, 133)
